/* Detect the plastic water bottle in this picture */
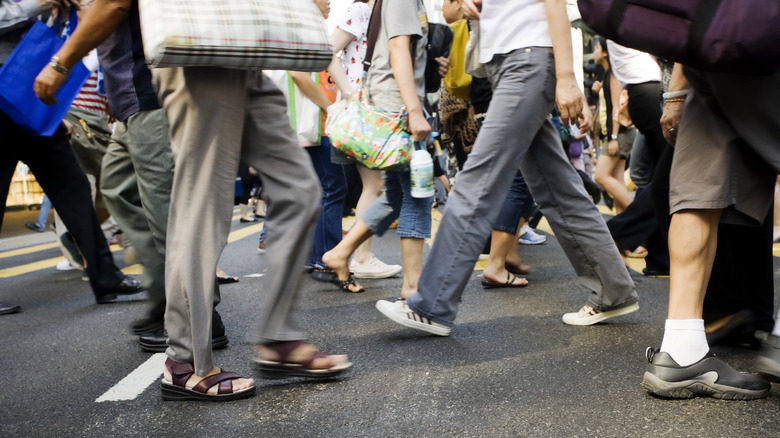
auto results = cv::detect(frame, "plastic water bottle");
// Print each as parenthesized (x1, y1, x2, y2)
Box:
(410, 141, 434, 198)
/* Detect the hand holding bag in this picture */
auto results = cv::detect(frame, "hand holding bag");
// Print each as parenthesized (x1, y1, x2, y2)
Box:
(138, 0, 332, 72)
(0, 10, 90, 137)
(578, 0, 780, 74)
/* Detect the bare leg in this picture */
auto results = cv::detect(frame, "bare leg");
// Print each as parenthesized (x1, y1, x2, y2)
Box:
(594, 155, 631, 213)
(505, 218, 529, 271)
(667, 209, 722, 320)
(322, 219, 372, 284)
(352, 167, 384, 264)
(483, 229, 528, 287)
(400, 237, 424, 298)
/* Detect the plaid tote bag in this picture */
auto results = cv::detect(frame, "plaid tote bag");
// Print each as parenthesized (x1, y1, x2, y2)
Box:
(138, 0, 332, 72)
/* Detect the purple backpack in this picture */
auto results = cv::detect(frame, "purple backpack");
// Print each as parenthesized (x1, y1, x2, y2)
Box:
(578, 0, 780, 74)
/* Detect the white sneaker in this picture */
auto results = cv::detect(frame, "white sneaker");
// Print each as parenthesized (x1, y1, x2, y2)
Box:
(518, 225, 546, 245)
(562, 302, 639, 326)
(56, 259, 78, 271)
(375, 299, 451, 336)
(349, 255, 402, 279)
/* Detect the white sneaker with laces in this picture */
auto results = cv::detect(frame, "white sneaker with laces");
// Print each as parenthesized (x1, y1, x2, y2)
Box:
(562, 302, 639, 326)
(56, 259, 78, 271)
(375, 299, 451, 336)
(349, 255, 402, 279)
(518, 225, 546, 245)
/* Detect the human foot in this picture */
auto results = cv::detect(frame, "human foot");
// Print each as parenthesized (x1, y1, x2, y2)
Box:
(161, 359, 255, 401)
(254, 341, 352, 379)
(321, 250, 363, 293)
(481, 271, 528, 289)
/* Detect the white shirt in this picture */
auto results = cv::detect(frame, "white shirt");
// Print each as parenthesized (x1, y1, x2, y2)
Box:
(607, 40, 662, 85)
(336, 2, 372, 92)
(479, 0, 552, 64)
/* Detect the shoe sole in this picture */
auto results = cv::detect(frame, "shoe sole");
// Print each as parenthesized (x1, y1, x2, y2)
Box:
(641, 371, 770, 400)
(254, 361, 352, 379)
(140, 335, 229, 353)
(351, 267, 403, 279)
(562, 302, 639, 326)
(518, 238, 546, 245)
(161, 381, 255, 401)
(375, 301, 451, 336)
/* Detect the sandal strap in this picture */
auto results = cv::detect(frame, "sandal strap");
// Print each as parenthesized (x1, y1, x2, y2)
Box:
(192, 371, 241, 395)
(165, 358, 195, 387)
(261, 340, 330, 370)
(300, 351, 328, 369)
(263, 340, 305, 364)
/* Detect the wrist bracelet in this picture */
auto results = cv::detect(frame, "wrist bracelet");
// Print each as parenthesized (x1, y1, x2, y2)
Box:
(665, 97, 686, 103)
(662, 89, 689, 99)
(610, 134, 618, 140)
(49, 56, 70, 75)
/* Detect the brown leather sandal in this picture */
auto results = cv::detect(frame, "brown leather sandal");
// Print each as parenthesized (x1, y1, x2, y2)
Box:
(161, 358, 255, 401)
(254, 340, 352, 379)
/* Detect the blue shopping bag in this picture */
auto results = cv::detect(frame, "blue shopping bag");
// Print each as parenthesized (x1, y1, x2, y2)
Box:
(0, 12, 89, 137)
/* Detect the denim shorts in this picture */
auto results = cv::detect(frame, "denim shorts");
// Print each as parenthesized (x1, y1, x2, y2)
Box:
(360, 170, 432, 239)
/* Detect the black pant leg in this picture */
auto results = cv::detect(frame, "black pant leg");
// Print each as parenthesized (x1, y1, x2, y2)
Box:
(17, 121, 123, 295)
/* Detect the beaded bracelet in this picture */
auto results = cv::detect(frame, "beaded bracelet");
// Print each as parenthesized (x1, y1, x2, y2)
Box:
(664, 97, 686, 103)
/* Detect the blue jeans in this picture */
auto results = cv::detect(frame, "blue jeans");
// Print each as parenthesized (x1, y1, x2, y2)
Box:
(493, 170, 535, 234)
(35, 194, 52, 229)
(306, 137, 347, 266)
(361, 170, 432, 239)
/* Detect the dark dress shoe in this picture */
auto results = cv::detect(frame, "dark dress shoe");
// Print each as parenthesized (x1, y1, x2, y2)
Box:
(130, 315, 165, 335)
(239, 217, 257, 223)
(96, 276, 144, 304)
(642, 267, 670, 277)
(0, 302, 21, 315)
(25, 222, 44, 232)
(138, 328, 229, 353)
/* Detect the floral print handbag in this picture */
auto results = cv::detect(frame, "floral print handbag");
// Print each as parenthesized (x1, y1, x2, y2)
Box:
(328, 86, 412, 171)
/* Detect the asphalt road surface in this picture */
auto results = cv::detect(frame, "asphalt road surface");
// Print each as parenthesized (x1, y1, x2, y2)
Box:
(1, 206, 778, 437)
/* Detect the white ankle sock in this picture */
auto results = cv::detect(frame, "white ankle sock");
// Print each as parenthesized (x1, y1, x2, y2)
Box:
(659, 319, 709, 366)
(773, 309, 780, 336)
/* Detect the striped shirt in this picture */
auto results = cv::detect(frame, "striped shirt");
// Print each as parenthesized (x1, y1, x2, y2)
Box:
(71, 71, 108, 115)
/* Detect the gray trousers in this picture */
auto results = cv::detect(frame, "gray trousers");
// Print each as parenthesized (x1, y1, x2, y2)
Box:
(154, 68, 321, 376)
(407, 48, 637, 327)
(99, 109, 174, 319)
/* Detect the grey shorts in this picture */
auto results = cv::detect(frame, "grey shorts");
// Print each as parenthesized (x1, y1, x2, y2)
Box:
(669, 87, 775, 225)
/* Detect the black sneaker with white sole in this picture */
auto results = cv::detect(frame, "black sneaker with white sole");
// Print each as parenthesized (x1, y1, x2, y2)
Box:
(642, 348, 770, 400)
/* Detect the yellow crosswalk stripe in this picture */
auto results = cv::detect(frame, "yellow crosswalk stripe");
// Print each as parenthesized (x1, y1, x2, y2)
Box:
(0, 242, 59, 260)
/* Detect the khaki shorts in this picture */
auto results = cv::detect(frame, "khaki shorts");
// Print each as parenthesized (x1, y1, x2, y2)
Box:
(669, 89, 775, 225)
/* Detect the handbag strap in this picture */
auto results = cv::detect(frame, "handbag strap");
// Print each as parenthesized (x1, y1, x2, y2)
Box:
(362, 0, 384, 73)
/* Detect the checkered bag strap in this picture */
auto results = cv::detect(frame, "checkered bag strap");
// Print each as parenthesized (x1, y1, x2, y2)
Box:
(138, 0, 332, 71)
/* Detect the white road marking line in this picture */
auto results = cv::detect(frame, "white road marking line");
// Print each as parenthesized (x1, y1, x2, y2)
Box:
(244, 273, 265, 278)
(95, 353, 166, 402)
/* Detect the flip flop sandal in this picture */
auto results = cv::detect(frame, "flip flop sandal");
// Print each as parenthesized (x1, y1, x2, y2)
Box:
(504, 262, 531, 276)
(254, 340, 352, 379)
(311, 268, 338, 283)
(481, 272, 528, 289)
(160, 358, 255, 401)
(217, 275, 239, 284)
(331, 275, 364, 293)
